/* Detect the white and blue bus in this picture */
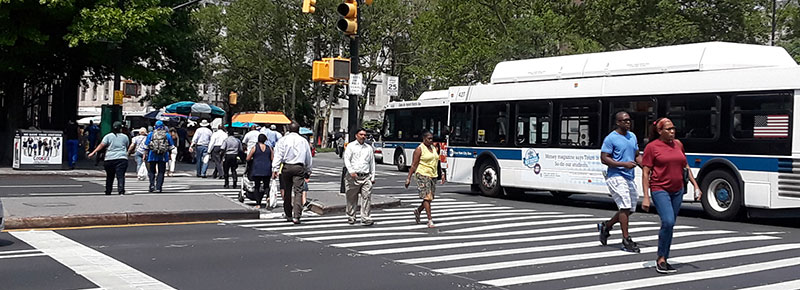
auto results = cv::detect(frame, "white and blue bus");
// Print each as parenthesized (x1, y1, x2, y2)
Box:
(444, 42, 800, 220)
(381, 90, 449, 171)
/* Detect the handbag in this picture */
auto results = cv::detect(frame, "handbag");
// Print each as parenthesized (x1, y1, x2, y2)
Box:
(682, 167, 690, 192)
(268, 178, 279, 208)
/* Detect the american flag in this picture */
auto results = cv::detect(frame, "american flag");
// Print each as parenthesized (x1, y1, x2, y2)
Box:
(754, 115, 789, 138)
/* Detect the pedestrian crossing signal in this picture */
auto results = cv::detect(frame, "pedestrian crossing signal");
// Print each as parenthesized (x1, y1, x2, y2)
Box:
(312, 57, 351, 83)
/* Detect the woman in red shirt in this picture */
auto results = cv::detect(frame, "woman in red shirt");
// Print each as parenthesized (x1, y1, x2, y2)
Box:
(641, 117, 703, 274)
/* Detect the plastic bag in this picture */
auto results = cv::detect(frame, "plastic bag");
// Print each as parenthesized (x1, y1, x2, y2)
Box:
(268, 178, 279, 208)
(137, 163, 148, 179)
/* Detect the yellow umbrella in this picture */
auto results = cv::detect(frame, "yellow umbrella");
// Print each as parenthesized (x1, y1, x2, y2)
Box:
(232, 111, 291, 124)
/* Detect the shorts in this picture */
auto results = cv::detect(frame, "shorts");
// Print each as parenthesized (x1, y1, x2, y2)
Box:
(606, 175, 638, 212)
(414, 173, 436, 201)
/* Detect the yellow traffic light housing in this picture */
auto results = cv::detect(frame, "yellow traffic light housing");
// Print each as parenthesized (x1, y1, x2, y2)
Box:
(312, 57, 351, 83)
(302, 0, 316, 13)
(336, 0, 358, 35)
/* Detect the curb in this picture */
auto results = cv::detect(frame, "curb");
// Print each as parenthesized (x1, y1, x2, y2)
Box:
(308, 199, 402, 215)
(4, 209, 259, 230)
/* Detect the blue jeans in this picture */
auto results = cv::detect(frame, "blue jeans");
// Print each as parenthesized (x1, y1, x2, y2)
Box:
(134, 153, 144, 169)
(66, 139, 79, 167)
(195, 145, 209, 176)
(148, 161, 167, 191)
(651, 188, 684, 259)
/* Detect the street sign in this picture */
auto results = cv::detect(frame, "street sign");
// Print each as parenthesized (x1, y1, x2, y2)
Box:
(113, 90, 123, 105)
(386, 76, 399, 97)
(349, 73, 363, 96)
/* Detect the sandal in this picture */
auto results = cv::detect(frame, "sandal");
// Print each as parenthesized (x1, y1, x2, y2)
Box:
(427, 220, 435, 228)
(413, 208, 421, 224)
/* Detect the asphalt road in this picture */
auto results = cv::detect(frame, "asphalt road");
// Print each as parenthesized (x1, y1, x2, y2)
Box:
(3, 152, 800, 289)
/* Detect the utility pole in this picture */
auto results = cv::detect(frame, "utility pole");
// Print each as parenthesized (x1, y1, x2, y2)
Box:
(347, 4, 360, 142)
(771, 0, 777, 46)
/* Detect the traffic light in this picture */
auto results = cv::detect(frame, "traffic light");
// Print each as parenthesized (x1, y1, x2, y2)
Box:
(302, 0, 316, 13)
(312, 57, 351, 82)
(336, 0, 358, 35)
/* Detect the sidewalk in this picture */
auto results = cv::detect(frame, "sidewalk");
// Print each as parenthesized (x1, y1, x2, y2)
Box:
(0, 158, 202, 177)
(1, 194, 259, 230)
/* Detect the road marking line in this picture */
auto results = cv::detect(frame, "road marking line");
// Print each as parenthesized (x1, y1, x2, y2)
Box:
(381, 204, 505, 211)
(225, 208, 533, 225)
(358, 225, 682, 255)
(331, 221, 657, 248)
(308, 232, 428, 240)
(437, 235, 778, 274)
(11, 231, 176, 290)
(5, 220, 220, 231)
(0, 249, 41, 255)
(565, 250, 800, 290)
(246, 211, 564, 230)
(737, 278, 800, 290)
(0, 253, 48, 259)
(0, 185, 83, 188)
(483, 243, 800, 287)
(279, 215, 599, 236)
(399, 230, 736, 264)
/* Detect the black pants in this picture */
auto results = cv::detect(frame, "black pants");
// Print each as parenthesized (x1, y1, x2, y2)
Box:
(281, 163, 306, 219)
(252, 176, 270, 206)
(223, 154, 238, 186)
(210, 146, 223, 177)
(103, 159, 128, 194)
(148, 161, 167, 191)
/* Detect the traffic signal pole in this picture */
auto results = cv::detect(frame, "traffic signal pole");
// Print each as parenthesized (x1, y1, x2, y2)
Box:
(346, 0, 361, 142)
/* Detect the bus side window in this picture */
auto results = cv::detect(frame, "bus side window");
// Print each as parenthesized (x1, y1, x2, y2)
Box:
(516, 101, 551, 146)
(732, 93, 792, 139)
(560, 101, 601, 148)
(667, 96, 720, 140)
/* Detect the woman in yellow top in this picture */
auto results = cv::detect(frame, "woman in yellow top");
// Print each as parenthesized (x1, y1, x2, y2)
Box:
(405, 131, 446, 228)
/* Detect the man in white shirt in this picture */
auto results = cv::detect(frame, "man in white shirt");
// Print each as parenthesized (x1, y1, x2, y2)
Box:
(242, 125, 262, 153)
(272, 122, 313, 224)
(343, 128, 376, 226)
(190, 120, 213, 178)
(260, 124, 282, 147)
(209, 124, 228, 179)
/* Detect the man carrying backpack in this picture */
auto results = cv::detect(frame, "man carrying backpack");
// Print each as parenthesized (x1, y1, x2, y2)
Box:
(144, 121, 175, 193)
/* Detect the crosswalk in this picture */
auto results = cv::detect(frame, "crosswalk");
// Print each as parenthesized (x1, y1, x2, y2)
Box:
(224, 193, 800, 289)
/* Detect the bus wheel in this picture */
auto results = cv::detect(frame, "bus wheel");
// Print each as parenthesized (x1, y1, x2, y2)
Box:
(701, 170, 742, 221)
(550, 191, 572, 199)
(395, 151, 408, 172)
(478, 162, 503, 197)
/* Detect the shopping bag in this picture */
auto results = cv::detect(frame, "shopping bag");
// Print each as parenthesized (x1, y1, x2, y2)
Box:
(202, 153, 210, 164)
(268, 178, 279, 208)
(137, 163, 148, 179)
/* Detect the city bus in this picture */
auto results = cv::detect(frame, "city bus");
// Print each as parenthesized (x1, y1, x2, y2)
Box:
(381, 90, 449, 171)
(445, 42, 800, 220)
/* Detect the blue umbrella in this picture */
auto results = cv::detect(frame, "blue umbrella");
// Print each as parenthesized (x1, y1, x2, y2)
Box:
(299, 127, 313, 135)
(143, 111, 198, 122)
(165, 101, 226, 118)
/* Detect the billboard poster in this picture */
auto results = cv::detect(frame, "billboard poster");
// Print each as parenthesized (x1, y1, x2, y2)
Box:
(18, 132, 63, 165)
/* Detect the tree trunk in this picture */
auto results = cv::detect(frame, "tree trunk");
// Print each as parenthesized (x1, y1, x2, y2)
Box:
(320, 85, 336, 148)
(310, 85, 321, 149)
(258, 72, 265, 111)
(290, 76, 297, 119)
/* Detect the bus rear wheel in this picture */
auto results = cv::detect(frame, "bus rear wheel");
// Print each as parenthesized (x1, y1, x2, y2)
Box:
(478, 162, 503, 197)
(395, 151, 408, 172)
(701, 170, 742, 221)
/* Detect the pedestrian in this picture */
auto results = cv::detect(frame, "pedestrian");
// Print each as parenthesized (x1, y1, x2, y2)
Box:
(404, 131, 446, 228)
(247, 134, 273, 208)
(272, 122, 313, 224)
(88, 121, 130, 195)
(209, 124, 228, 179)
(87, 120, 100, 151)
(190, 119, 213, 177)
(343, 128, 376, 226)
(128, 127, 148, 181)
(64, 120, 80, 169)
(641, 117, 702, 274)
(168, 128, 179, 177)
(242, 124, 261, 153)
(144, 121, 175, 193)
(597, 111, 643, 253)
(260, 124, 282, 147)
(221, 128, 243, 188)
(177, 123, 188, 162)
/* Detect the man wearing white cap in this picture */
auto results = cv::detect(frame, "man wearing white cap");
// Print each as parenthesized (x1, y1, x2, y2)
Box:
(128, 127, 149, 181)
(190, 119, 213, 178)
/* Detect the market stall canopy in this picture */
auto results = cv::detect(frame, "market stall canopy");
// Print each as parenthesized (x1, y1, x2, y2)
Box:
(165, 101, 226, 118)
(225, 121, 256, 128)
(232, 111, 291, 124)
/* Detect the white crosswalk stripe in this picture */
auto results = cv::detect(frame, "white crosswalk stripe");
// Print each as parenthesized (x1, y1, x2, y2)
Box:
(224, 196, 799, 289)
